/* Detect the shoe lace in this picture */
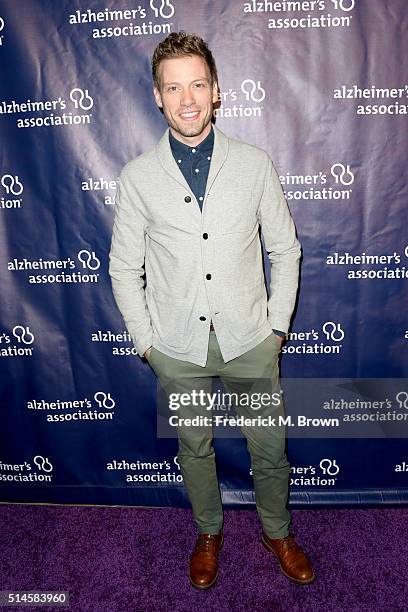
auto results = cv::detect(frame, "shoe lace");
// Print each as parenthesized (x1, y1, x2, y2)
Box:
(282, 535, 298, 551)
(195, 535, 217, 554)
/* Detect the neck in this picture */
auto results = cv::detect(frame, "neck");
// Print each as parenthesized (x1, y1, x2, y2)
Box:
(169, 124, 212, 147)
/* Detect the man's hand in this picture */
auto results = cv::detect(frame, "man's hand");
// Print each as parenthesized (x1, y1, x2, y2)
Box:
(144, 346, 152, 360)
(272, 329, 286, 345)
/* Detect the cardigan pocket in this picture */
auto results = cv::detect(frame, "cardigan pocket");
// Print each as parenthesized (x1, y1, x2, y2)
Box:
(223, 282, 267, 343)
(147, 288, 188, 350)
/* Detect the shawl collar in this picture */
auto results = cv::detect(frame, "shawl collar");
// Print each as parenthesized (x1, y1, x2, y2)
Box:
(155, 124, 229, 199)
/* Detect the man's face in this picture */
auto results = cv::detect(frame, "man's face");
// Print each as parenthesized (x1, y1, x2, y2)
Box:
(154, 54, 218, 146)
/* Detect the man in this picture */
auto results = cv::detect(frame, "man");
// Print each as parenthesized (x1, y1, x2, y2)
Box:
(109, 31, 314, 589)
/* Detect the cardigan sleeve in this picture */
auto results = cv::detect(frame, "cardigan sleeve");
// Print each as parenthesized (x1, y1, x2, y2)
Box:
(109, 166, 153, 357)
(257, 155, 301, 334)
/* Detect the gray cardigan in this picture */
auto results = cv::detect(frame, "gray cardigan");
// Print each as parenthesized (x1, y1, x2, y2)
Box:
(109, 126, 301, 367)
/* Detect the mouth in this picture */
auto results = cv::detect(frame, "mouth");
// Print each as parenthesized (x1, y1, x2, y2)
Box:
(179, 110, 200, 122)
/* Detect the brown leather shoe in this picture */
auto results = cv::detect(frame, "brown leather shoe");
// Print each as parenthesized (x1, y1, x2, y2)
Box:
(262, 533, 315, 584)
(189, 533, 223, 590)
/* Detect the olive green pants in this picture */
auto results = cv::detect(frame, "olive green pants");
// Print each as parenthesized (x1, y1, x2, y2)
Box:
(147, 331, 291, 538)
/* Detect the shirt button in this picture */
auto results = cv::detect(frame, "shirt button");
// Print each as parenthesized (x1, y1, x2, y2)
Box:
(199, 316, 206, 321)
(184, 196, 191, 203)
(195, 168, 199, 173)
(207, 156, 211, 161)
(203, 233, 208, 239)
(192, 148, 196, 153)
(199, 196, 203, 201)
(206, 273, 212, 280)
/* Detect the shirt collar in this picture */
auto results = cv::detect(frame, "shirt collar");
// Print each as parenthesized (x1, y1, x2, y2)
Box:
(169, 126, 214, 161)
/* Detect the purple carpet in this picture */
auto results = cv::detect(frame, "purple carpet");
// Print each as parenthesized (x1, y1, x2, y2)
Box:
(0, 504, 407, 611)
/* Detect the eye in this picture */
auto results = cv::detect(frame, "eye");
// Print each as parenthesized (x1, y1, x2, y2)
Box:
(167, 85, 178, 92)
(194, 82, 206, 89)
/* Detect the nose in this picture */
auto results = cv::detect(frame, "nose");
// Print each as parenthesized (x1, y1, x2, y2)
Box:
(180, 87, 195, 107)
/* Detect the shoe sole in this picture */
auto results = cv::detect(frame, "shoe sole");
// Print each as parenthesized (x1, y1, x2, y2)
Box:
(189, 535, 224, 590)
(261, 534, 316, 585)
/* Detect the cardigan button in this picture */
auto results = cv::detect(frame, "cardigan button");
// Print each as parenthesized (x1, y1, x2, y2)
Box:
(203, 233, 208, 240)
(206, 273, 212, 280)
(199, 316, 206, 321)
(184, 195, 191, 203)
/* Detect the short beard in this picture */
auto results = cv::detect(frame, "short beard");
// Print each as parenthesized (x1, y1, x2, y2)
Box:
(166, 107, 213, 141)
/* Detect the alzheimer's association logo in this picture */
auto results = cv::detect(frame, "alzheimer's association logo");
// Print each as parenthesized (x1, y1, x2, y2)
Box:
(319, 458, 340, 476)
(33, 455, 53, 472)
(331, 163, 354, 186)
(77, 249, 100, 270)
(322, 322, 345, 342)
(1, 174, 24, 195)
(241, 79, 265, 102)
(1, 173, 24, 210)
(70, 88, 94, 110)
(330, 0, 355, 10)
(215, 77, 266, 120)
(150, 0, 174, 18)
(13, 325, 35, 345)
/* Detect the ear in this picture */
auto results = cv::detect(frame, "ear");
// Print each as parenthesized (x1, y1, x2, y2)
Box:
(212, 81, 219, 104)
(153, 86, 163, 108)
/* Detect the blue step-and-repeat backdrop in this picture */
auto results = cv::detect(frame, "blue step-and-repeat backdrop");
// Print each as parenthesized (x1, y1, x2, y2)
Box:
(0, 0, 407, 507)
